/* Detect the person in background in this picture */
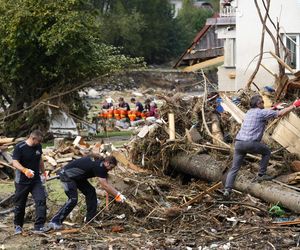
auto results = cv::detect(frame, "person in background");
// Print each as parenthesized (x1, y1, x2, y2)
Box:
(45, 155, 126, 230)
(144, 99, 151, 112)
(118, 97, 130, 111)
(102, 100, 113, 110)
(149, 101, 159, 118)
(130, 97, 144, 113)
(223, 95, 300, 198)
(12, 130, 47, 234)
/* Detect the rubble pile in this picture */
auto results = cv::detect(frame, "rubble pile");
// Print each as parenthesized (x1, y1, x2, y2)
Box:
(2, 165, 300, 249)
(1, 83, 300, 248)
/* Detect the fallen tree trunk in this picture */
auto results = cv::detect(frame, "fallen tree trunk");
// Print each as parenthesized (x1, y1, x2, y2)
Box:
(170, 153, 225, 182)
(170, 152, 300, 213)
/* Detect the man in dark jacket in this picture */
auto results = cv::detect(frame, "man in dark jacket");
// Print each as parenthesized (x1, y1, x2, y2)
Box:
(46, 155, 126, 230)
(12, 130, 47, 234)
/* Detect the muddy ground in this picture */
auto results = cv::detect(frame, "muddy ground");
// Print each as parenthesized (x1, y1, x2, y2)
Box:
(1, 87, 300, 249)
(1, 160, 300, 250)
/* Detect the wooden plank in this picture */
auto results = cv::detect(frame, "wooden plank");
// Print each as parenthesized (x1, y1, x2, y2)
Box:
(272, 112, 300, 156)
(219, 93, 245, 124)
(44, 155, 57, 167)
(56, 157, 73, 163)
(269, 51, 295, 74)
(0, 138, 14, 145)
(183, 56, 224, 72)
(72, 136, 82, 146)
(1, 151, 13, 164)
(0, 160, 14, 169)
(111, 151, 147, 173)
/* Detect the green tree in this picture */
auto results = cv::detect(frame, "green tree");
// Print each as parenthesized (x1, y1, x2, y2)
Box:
(0, 0, 143, 135)
(176, 0, 214, 50)
(96, 0, 180, 64)
(100, 0, 145, 57)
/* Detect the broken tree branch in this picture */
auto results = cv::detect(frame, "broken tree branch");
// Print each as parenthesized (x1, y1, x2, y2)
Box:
(246, 0, 271, 89)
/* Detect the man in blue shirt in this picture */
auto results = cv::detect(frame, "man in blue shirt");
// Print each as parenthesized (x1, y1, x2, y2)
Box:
(130, 97, 144, 113)
(12, 130, 47, 234)
(46, 155, 126, 230)
(224, 95, 300, 198)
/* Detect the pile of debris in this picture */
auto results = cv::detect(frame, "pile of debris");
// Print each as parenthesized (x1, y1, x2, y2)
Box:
(129, 80, 300, 214)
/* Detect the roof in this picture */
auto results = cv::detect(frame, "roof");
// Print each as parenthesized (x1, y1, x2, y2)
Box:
(174, 13, 220, 68)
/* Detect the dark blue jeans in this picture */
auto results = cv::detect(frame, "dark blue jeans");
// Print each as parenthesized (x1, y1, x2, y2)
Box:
(51, 178, 97, 224)
(14, 181, 46, 229)
(225, 140, 271, 190)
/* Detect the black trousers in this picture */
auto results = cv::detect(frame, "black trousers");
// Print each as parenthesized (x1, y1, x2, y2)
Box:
(51, 178, 97, 224)
(14, 182, 47, 229)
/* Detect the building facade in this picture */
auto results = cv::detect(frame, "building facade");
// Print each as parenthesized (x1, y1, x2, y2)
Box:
(209, 0, 300, 91)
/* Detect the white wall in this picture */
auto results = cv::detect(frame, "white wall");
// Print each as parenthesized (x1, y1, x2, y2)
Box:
(170, 0, 182, 17)
(235, 0, 300, 90)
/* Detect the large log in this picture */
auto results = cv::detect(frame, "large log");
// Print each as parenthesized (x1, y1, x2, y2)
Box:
(170, 153, 300, 213)
(170, 154, 225, 182)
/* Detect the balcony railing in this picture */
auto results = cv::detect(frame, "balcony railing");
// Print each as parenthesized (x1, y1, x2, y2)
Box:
(220, 6, 236, 17)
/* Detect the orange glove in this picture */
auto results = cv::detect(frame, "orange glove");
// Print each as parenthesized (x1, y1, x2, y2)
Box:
(22, 168, 34, 178)
(293, 99, 300, 108)
(115, 192, 126, 203)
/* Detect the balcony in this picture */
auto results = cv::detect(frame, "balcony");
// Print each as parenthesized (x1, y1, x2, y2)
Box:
(220, 5, 236, 17)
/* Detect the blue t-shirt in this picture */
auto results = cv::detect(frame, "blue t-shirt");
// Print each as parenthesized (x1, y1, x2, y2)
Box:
(13, 141, 43, 184)
(136, 102, 144, 112)
(63, 157, 108, 180)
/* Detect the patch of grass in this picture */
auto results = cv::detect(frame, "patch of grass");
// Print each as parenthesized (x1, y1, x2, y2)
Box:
(95, 130, 133, 138)
(42, 140, 54, 149)
(0, 182, 14, 195)
(46, 179, 66, 204)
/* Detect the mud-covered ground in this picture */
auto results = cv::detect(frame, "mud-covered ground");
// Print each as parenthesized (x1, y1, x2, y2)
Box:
(1, 165, 300, 250)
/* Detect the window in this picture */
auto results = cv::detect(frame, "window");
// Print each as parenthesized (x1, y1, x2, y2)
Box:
(224, 38, 236, 68)
(283, 34, 300, 70)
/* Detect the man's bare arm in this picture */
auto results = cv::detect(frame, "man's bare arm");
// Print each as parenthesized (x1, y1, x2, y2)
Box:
(98, 177, 119, 197)
(12, 160, 26, 172)
(278, 105, 295, 117)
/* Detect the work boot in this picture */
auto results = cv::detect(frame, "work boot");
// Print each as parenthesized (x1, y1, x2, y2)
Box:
(14, 225, 22, 235)
(223, 189, 231, 199)
(253, 174, 273, 183)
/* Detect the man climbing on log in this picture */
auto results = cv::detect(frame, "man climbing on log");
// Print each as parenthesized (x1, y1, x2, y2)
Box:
(223, 95, 300, 198)
(12, 130, 47, 234)
(45, 155, 126, 231)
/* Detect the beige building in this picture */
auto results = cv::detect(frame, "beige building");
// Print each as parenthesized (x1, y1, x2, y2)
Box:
(208, 0, 300, 91)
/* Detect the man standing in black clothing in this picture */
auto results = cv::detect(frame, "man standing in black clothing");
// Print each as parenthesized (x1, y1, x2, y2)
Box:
(46, 155, 126, 230)
(12, 130, 47, 234)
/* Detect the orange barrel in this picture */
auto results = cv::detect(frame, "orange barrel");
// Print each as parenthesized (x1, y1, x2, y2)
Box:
(120, 110, 127, 119)
(135, 111, 141, 118)
(114, 109, 120, 120)
(102, 111, 107, 119)
(129, 111, 136, 121)
(107, 110, 113, 119)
